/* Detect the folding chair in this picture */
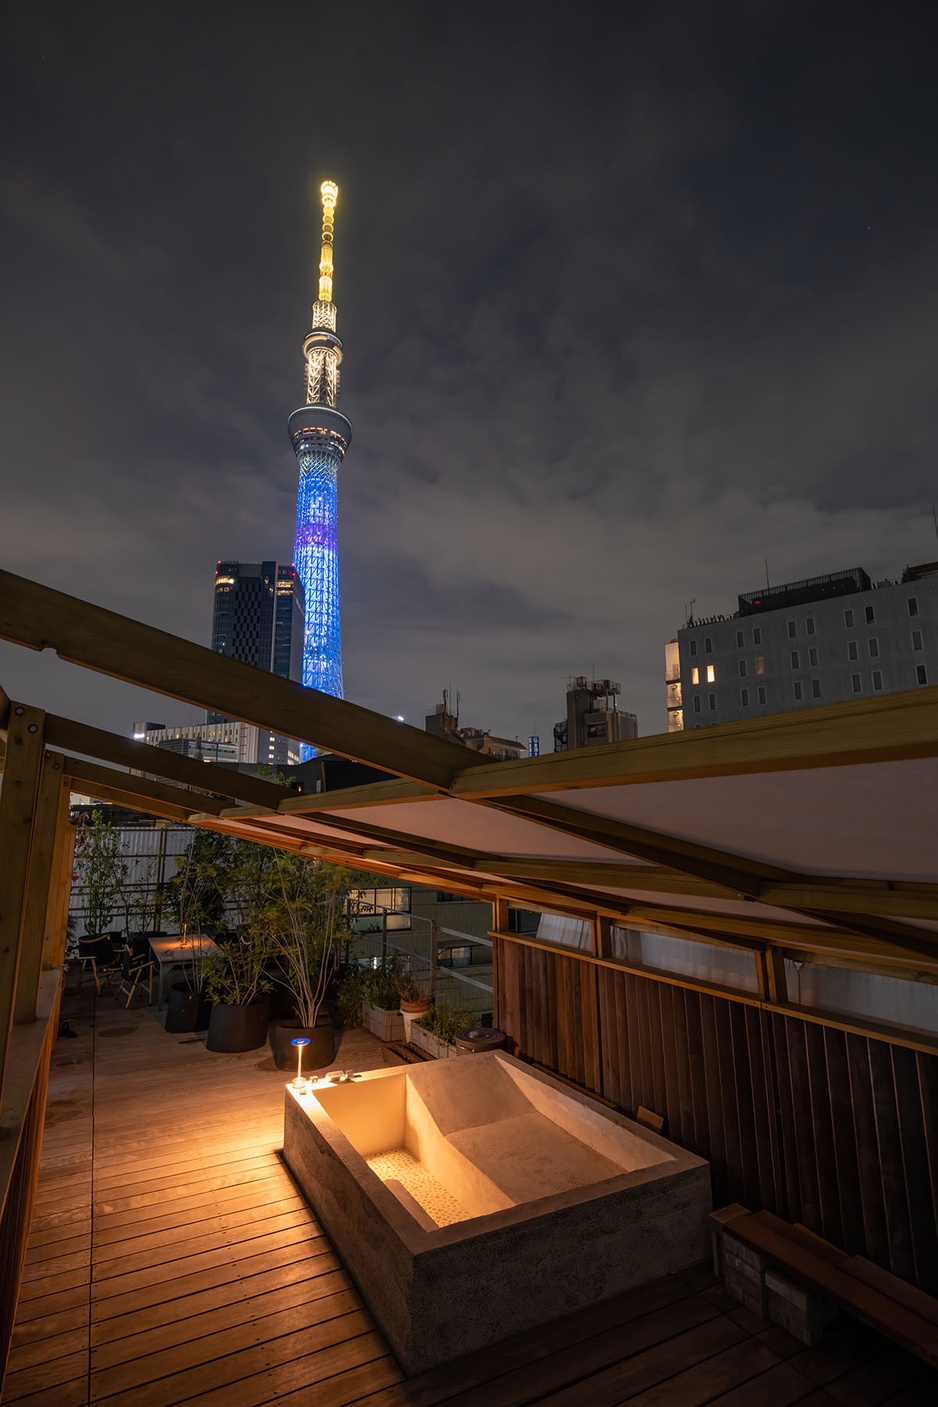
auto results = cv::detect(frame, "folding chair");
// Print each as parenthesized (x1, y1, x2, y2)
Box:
(77, 933, 122, 994)
(116, 935, 156, 1008)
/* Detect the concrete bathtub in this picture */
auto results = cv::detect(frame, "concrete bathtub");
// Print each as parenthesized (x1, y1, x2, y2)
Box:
(283, 1052, 709, 1374)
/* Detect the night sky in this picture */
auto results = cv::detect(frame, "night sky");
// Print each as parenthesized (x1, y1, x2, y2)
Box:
(3, 2, 938, 749)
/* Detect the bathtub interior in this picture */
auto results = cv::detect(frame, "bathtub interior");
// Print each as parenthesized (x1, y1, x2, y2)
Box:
(312, 1054, 673, 1228)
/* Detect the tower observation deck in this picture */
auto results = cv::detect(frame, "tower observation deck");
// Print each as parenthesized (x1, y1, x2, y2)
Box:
(288, 179, 352, 705)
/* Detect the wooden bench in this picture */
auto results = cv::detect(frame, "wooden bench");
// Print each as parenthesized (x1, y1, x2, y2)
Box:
(709, 1205, 938, 1369)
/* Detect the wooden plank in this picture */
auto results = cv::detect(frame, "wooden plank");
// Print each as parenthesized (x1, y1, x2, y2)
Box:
(0, 568, 473, 789)
(0, 702, 45, 1104)
(13, 752, 66, 1023)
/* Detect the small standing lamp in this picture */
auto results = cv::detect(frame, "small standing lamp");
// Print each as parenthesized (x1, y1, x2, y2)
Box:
(291, 1036, 311, 1089)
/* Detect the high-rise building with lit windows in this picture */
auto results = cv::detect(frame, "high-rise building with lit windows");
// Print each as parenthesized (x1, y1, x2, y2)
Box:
(288, 180, 352, 712)
(665, 560, 938, 731)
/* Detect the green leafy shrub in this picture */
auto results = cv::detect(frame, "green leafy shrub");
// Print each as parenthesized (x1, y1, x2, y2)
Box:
(414, 1004, 475, 1045)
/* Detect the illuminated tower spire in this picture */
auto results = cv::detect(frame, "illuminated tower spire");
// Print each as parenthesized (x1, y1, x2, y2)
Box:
(288, 180, 352, 710)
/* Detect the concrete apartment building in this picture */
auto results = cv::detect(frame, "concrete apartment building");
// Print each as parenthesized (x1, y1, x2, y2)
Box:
(666, 561, 938, 730)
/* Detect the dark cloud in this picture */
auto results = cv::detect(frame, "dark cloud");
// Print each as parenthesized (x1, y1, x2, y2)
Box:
(2, 1, 938, 750)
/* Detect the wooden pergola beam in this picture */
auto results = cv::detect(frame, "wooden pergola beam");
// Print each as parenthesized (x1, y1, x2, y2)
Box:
(0, 569, 475, 791)
(449, 685, 938, 797)
(43, 715, 286, 809)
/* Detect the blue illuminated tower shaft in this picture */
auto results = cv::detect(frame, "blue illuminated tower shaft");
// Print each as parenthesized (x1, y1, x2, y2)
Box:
(289, 180, 351, 704)
(289, 406, 350, 697)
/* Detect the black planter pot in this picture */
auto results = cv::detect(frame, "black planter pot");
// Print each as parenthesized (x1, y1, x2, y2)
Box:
(269, 1014, 336, 1072)
(165, 982, 211, 1033)
(206, 998, 270, 1053)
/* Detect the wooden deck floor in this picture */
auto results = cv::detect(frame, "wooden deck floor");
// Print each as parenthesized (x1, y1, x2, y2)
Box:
(4, 979, 937, 1407)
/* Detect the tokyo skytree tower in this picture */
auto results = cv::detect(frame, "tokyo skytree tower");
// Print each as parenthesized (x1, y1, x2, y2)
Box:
(288, 180, 352, 702)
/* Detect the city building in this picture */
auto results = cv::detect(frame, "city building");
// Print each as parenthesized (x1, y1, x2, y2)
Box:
(131, 719, 274, 765)
(206, 559, 304, 722)
(553, 676, 638, 751)
(666, 561, 938, 730)
(288, 179, 352, 712)
(425, 694, 526, 762)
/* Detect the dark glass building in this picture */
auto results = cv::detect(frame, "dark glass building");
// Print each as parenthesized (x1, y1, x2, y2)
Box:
(207, 562, 304, 738)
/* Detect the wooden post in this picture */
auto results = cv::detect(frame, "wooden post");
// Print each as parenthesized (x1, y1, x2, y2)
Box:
(14, 753, 67, 1024)
(42, 770, 76, 971)
(0, 702, 46, 1107)
(757, 948, 788, 1005)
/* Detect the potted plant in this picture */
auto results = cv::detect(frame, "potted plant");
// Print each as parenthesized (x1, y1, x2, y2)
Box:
(163, 830, 234, 1034)
(362, 954, 407, 1042)
(204, 932, 273, 1052)
(251, 853, 355, 1071)
(73, 809, 129, 938)
(410, 1004, 475, 1060)
(398, 964, 431, 1040)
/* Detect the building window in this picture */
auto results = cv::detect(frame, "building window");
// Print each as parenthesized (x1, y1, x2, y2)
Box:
(693, 696, 701, 712)
(806, 617, 815, 634)
(787, 620, 796, 638)
(689, 640, 697, 657)
(809, 647, 818, 666)
(848, 641, 858, 661)
(865, 605, 875, 624)
(872, 671, 883, 691)
(753, 627, 762, 645)
(851, 673, 862, 693)
(912, 629, 923, 650)
(812, 678, 822, 698)
(757, 685, 767, 704)
(740, 688, 749, 707)
(736, 630, 744, 647)
(868, 638, 879, 658)
(917, 664, 928, 685)
(706, 664, 716, 683)
(738, 659, 747, 677)
(793, 682, 803, 701)
(708, 694, 716, 710)
(755, 656, 765, 675)
(790, 651, 799, 669)
(908, 597, 919, 617)
(704, 636, 712, 652)
(844, 609, 854, 627)
(691, 667, 699, 685)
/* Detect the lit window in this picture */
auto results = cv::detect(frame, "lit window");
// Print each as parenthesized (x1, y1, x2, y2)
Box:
(736, 630, 744, 647)
(869, 638, 879, 658)
(689, 640, 697, 657)
(865, 605, 875, 624)
(848, 641, 858, 661)
(844, 609, 854, 627)
(912, 629, 923, 650)
(812, 678, 821, 698)
(753, 628, 762, 645)
(740, 688, 749, 707)
(706, 664, 715, 683)
(917, 664, 928, 685)
(755, 656, 765, 675)
(790, 651, 799, 669)
(908, 597, 919, 617)
(708, 693, 716, 710)
(806, 617, 815, 635)
(757, 685, 766, 704)
(693, 696, 701, 713)
(691, 667, 699, 684)
(787, 620, 796, 638)
(738, 659, 747, 677)
(851, 673, 862, 693)
(704, 636, 712, 652)
(872, 671, 883, 691)
(793, 682, 803, 701)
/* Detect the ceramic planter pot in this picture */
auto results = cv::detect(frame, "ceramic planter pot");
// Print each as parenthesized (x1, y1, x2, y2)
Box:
(269, 1015, 336, 1071)
(164, 982, 211, 1033)
(206, 998, 269, 1053)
